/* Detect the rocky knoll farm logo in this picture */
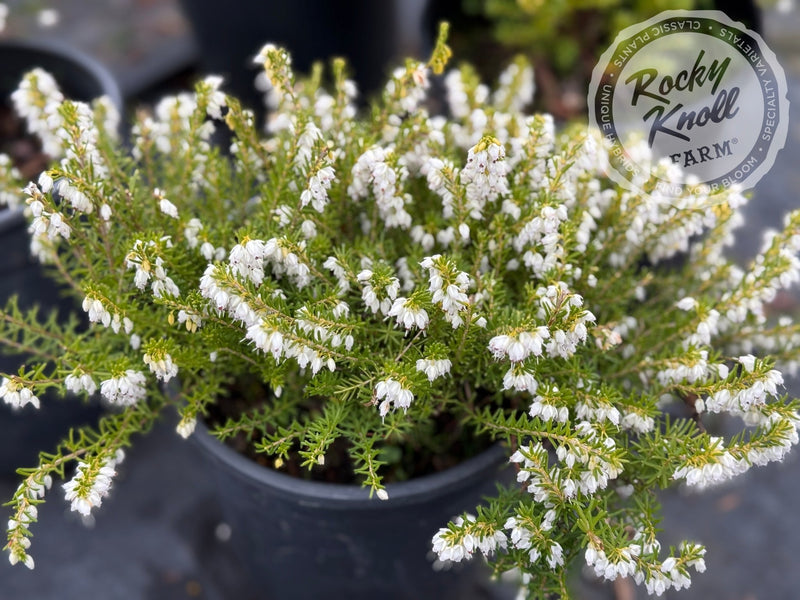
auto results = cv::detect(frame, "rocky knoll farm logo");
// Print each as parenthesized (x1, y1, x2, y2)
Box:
(589, 10, 788, 200)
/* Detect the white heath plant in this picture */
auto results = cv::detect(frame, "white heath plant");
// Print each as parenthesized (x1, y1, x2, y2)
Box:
(1, 24, 799, 599)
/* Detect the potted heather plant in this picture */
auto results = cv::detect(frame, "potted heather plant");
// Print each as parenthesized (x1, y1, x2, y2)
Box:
(3, 24, 799, 599)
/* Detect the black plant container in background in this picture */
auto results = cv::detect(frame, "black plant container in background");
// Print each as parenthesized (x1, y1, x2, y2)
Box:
(178, 0, 403, 114)
(0, 39, 123, 110)
(194, 424, 510, 600)
(0, 39, 123, 477)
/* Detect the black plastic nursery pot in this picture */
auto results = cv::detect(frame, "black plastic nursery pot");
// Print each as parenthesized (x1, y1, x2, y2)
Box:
(178, 0, 401, 113)
(0, 39, 122, 477)
(0, 38, 123, 110)
(194, 424, 510, 600)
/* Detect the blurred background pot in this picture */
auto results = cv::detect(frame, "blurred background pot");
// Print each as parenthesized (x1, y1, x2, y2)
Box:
(178, 0, 407, 114)
(0, 39, 123, 477)
(193, 422, 509, 600)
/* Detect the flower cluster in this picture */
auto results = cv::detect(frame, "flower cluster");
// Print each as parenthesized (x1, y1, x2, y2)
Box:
(357, 267, 400, 315)
(0, 377, 40, 409)
(6, 473, 51, 569)
(99, 370, 148, 406)
(0, 27, 798, 600)
(349, 146, 412, 229)
(80, 293, 134, 338)
(374, 377, 415, 418)
(388, 296, 429, 331)
(582, 534, 706, 597)
(143, 350, 178, 382)
(62, 372, 94, 400)
(415, 357, 451, 382)
(62, 450, 124, 517)
(12, 68, 65, 158)
(420, 254, 473, 328)
(125, 238, 180, 299)
(504, 510, 562, 569)
(431, 514, 508, 563)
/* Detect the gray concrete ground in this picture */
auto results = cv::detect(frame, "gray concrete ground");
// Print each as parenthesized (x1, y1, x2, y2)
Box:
(1, 2, 799, 599)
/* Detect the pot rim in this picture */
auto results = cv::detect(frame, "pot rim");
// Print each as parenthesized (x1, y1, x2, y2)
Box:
(193, 420, 508, 509)
(0, 37, 123, 111)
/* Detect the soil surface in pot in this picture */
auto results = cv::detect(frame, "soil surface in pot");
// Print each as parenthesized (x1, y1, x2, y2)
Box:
(205, 379, 496, 486)
(0, 103, 48, 181)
